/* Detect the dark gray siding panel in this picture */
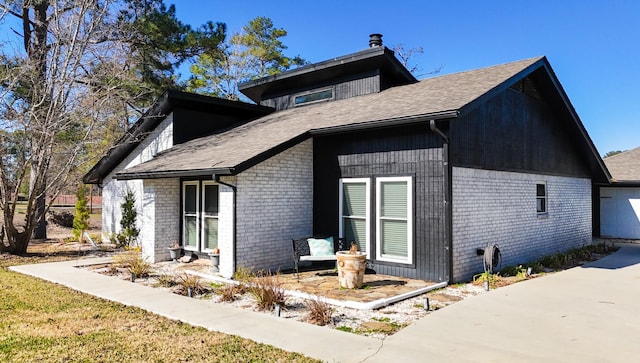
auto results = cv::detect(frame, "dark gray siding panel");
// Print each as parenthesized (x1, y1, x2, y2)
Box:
(313, 125, 449, 282)
(261, 72, 380, 110)
(450, 88, 591, 178)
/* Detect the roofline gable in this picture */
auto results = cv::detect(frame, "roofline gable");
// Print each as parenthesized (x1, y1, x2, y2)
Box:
(83, 90, 273, 185)
(238, 46, 417, 103)
(458, 56, 611, 184)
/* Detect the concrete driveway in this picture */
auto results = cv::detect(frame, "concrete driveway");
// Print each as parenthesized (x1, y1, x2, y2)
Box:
(369, 244, 640, 362)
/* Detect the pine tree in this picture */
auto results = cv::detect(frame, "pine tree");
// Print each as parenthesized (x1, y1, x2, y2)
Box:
(73, 184, 91, 242)
(119, 190, 140, 248)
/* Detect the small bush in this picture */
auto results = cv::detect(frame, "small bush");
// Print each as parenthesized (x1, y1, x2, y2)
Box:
(73, 184, 90, 242)
(128, 257, 151, 278)
(305, 299, 333, 326)
(499, 265, 529, 281)
(249, 271, 287, 311)
(155, 273, 176, 287)
(233, 266, 255, 282)
(112, 251, 141, 268)
(217, 284, 239, 302)
(176, 273, 206, 296)
(48, 210, 74, 227)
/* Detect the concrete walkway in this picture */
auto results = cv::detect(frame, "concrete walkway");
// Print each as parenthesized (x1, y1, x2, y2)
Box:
(10, 244, 640, 362)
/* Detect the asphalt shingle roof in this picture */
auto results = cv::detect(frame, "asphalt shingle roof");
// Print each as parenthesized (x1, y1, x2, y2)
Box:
(604, 147, 640, 181)
(116, 57, 543, 178)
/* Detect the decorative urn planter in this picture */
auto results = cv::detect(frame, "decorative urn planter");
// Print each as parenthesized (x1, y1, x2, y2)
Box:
(209, 253, 220, 272)
(209, 247, 220, 272)
(336, 251, 367, 289)
(168, 246, 181, 262)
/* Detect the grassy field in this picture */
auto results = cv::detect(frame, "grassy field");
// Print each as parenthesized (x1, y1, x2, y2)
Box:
(0, 251, 319, 362)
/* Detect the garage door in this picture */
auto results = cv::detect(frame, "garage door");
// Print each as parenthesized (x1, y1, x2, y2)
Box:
(601, 187, 640, 239)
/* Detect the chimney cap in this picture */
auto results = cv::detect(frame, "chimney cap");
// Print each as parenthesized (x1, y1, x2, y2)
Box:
(369, 33, 383, 47)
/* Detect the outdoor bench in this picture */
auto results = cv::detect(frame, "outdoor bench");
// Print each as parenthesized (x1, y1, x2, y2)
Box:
(292, 236, 346, 278)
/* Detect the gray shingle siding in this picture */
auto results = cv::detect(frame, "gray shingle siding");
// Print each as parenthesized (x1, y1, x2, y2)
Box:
(452, 167, 592, 282)
(233, 139, 314, 272)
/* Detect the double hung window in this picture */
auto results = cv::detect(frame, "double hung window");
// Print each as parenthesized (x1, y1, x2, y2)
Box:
(339, 176, 413, 264)
(339, 178, 370, 257)
(376, 177, 412, 263)
(182, 181, 219, 252)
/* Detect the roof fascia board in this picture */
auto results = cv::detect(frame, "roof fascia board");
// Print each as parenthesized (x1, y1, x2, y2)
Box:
(309, 110, 458, 135)
(114, 167, 234, 181)
(458, 58, 547, 118)
(238, 47, 416, 102)
(535, 60, 612, 182)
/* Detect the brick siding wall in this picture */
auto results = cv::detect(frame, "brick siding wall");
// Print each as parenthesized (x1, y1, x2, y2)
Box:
(233, 139, 313, 273)
(141, 178, 180, 262)
(452, 167, 592, 282)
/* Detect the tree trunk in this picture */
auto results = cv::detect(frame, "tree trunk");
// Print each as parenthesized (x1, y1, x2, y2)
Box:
(30, 158, 47, 240)
(32, 192, 47, 240)
(0, 215, 29, 255)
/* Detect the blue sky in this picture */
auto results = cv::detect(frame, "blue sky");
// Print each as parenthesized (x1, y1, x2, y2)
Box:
(170, 0, 639, 156)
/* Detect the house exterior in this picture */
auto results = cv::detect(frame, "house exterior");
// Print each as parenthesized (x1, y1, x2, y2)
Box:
(596, 147, 640, 239)
(85, 35, 610, 282)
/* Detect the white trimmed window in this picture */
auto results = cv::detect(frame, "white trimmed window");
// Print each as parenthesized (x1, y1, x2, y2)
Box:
(536, 183, 547, 214)
(201, 181, 219, 252)
(182, 181, 199, 250)
(182, 181, 219, 252)
(339, 178, 370, 258)
(376, 177, 413, 264)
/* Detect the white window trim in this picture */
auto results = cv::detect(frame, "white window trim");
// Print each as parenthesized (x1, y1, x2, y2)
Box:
(536, 182, 548, 216)
(338, 178, 371, 259)
(182, 181, 199, 252)
(201, 181, 219, 253)
(375, 176, 413, 264)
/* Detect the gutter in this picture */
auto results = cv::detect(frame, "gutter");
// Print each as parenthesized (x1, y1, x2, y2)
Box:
(115, 168, 234, 181)
(310, 110, 459, 135)
(213, 174, 238, 278)
(430, 119, 453, 282)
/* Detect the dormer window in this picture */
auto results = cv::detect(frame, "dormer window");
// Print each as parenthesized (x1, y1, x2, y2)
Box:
(294, 89, 333, 106)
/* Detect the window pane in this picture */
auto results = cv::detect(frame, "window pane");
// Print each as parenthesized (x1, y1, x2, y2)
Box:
(203, 217, 218, 250)
(185, 216, 197, 247)
(343, 183, 366, 216)
(204, 184, 219, 215)
(184, 184, 197, 213)
(380, 181, 407, 218)
(294, 89, 332, 105)
(381, 219, 408, 257)
(343, 217, 367, 253)
(536, 184, 546, 197)
(537, 198, 546, 213)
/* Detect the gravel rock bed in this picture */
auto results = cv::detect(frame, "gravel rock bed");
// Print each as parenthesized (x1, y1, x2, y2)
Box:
(83, 261, 487, 339)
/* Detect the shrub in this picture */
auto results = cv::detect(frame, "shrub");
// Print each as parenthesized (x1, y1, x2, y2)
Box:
(249, 271, 287, 311)
(176, 273, 206, 296)
(217, 284, 239, 302)
(118, 190, 140, 248)
(112, 250, 141, 268)
(128, 257, 151, 278)
(48, 210, 74, 227)
(72, 184, 90, 242)
(155, 273, 177, 288)
(305, 299, 333, 326)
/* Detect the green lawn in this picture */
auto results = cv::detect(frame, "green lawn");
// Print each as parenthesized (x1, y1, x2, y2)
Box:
(0, 254, 318, 362)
